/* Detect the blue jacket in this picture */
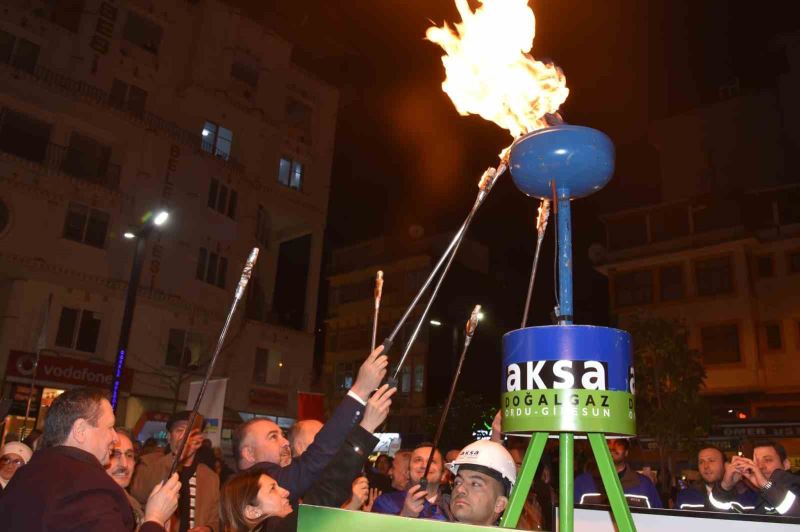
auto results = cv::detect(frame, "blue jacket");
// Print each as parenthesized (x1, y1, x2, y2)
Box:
(574, 466, 663, 508)
(677, 483, 757, 512)
(372, 490, 449, 520)
(248, 394, 365, 505)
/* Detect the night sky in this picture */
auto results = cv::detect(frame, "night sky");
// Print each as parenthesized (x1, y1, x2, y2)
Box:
(230, 0, 800, 383)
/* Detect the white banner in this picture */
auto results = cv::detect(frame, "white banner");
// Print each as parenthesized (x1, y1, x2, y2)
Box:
(186, 378, 227, 447)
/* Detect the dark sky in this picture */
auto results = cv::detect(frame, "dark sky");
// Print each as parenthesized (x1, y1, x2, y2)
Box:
(232, 0, 799, 329)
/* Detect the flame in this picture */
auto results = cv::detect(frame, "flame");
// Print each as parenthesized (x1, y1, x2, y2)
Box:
(426, 0, 569, 138)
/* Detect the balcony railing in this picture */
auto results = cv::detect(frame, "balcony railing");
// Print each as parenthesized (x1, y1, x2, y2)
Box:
(1, 60, 245, 174)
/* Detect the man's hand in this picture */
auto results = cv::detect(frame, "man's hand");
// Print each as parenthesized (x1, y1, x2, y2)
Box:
(364, 487, 381, 512)
(731, 456, 769, 489)
(359, 384, 397, 433)
(720, 460, 743, 491)
(400, 484, 427, 518)
(143, 473, 181, 525)
(343, 477, 370, 511)
(350, 346, 388, 401)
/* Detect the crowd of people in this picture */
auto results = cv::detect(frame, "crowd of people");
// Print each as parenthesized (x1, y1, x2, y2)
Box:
(0, 345, 798, 530)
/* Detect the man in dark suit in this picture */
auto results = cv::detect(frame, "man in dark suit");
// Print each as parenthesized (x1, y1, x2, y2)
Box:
(0, 388, 180, 531)
(233, 345, 389, 504)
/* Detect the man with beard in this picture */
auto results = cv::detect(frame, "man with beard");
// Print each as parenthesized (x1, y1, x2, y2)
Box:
(0, 388, 179, 531)
(711, 440, 800, 516)
(573, 438, 662, 508)
(372, 443, 447, 520)
(131, 411, 219, 532)
(447, 440, 517, 526)
(677, 446, 756, 512)
(106, 429, 145, 523)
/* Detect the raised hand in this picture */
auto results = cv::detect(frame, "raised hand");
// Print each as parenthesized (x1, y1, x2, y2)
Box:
(720, 460, 743, 491)
(350, 346, 388, 401)
(400, 483, 427, 518)
(144, 473, 181, 526)
(359, 384, 397, 433)
(731, 456, 769, 489)
(364, 487, 381, 512)
(343, 476, 370, 511)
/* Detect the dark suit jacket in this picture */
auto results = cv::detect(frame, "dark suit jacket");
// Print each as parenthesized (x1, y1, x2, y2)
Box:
(0, 445, 164, 532)
(248, 394, 364, 505)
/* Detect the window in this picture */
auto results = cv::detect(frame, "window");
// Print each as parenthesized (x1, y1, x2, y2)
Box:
(285, 97, 312, 145)
(700, 324, 740, 364)
(335, 362, 355, 391)
(763, 323, 783, 351)
(55, 307, 101, 353)
(207, 178, 237, 219)
(62, 132, 114, 186)
(0, 109, 51, 163)
(277, 157, 303, 191)
(255, 205, 270, 248)
(62, 202, 109, 248)
(413, 364, 424, 393)
(695, 256, 733, 296)
(122, 11, 162, 53)
(0, 29, 40, 73)
(165, 329, 206, 368)
(756, 255, 774, 278)
(231, 61, 259, 88)
(614, 270, 653, 307)
(201, 121, 233, 161)
(51, 0, 85, 33)
(789, 251, 800, 274)
(253, 348, 282, 386)
(196, 247, 228, 288)
(658, 265, 684, 302)
(109, 79, 147, 116)
(400, 366, 411, 395)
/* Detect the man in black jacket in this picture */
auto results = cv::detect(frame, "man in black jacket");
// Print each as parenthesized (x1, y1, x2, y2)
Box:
(0, 388, 179, 531)
(234, 346, 390, 505)
(711, 440, 800, 516)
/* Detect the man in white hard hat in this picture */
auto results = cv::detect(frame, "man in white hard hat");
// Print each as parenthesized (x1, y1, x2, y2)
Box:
(447, 440, 517, 526)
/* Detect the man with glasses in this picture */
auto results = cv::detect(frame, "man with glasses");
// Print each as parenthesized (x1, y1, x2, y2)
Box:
(106, 428, 143, 524)
(0, 441, 32, 495)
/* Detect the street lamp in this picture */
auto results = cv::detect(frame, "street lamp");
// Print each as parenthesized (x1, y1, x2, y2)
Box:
(110, 210, 170, 411)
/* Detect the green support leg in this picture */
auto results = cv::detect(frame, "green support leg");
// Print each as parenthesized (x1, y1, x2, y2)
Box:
(499, 432, 549, 528)
(559, 433, 574, 532)
(587, 433, 636, 532)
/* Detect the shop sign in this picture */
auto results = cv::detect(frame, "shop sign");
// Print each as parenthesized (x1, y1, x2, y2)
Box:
(5, 350, 133, 392)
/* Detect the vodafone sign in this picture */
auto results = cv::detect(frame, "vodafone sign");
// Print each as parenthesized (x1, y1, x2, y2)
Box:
(5, 350, 133, 392)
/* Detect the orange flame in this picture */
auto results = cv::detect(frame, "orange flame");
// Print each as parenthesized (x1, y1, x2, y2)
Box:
(426, 0, 569, 138)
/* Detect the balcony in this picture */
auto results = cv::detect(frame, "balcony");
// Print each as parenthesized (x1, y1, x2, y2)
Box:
(0, 59, 245, 174)
(600, 184, 800, 258)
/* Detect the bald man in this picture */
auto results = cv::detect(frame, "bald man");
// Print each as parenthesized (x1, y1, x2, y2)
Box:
(289, 420, 323, 458)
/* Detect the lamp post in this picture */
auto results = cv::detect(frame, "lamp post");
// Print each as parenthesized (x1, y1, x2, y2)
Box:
(110, 210, 169, 411)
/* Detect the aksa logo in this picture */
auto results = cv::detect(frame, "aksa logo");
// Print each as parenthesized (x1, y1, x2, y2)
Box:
(506, 360, 608, 391)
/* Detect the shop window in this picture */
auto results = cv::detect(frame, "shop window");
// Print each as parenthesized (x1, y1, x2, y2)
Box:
(62, 202, 109, 248)
(700, 324, 740, 364)
(614, 269, 653, 307)
(695, 256, 733, 296)
(55, 307, 101, 353)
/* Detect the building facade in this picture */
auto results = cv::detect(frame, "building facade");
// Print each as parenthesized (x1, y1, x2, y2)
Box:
(0, 0, 337, 444)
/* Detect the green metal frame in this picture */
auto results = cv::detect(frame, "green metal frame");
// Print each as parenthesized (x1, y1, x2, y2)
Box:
(498, 432, 636, 532)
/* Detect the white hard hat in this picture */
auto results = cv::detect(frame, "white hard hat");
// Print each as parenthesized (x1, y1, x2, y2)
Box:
(1, 441, 33, 464)
(446, 440, 516, 490)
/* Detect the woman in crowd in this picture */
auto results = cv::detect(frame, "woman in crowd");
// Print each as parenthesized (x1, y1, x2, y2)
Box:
(220, 470, 295, 531)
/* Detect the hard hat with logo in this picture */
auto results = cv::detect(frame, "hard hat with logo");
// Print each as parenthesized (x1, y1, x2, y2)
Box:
(446, 440, 517, 494)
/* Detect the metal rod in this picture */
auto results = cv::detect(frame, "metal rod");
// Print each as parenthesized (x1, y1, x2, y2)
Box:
(588, 433, 636, 532)
(388, 162, 507, 382)
(371, 271, 383, 352)
(559, 433, 575, 532)
(168, 248, 259, 477)
(21, 294, 53, 438)
(381, 161, 508, 358)
(421, 305, 482, 487)
(520, 199, 550, 328)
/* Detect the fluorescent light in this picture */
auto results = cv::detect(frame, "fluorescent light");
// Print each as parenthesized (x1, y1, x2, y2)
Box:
(429, 320, 442, 326)
(477, 312, 485, 321)
(123, 232, 135, 239)
(202, 129, 210, 137)
(153, 211, 169, 226)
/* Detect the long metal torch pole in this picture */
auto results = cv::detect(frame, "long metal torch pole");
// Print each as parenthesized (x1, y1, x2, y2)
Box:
(168, 248, 259, 477)
(371, 271, 383, 352)
(520, 199, 550, 328)
(420, 305, 482, 488)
